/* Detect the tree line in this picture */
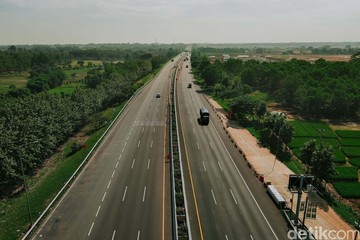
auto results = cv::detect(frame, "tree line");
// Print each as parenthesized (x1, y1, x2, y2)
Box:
(191, 49, 360, 119)
(0, 46, 180, 196)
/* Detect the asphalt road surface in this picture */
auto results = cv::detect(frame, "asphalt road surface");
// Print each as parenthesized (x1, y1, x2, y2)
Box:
(176, 54, 289, 240)
(33, 57, 179, 240)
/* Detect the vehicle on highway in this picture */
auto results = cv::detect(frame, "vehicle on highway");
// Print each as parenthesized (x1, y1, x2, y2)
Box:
(186, 65, 188, 68)
(199, 107, 210, 125)
(156, 93, 161, 98)
(187, 83, 192, 88)
(267, 185, 286, 209)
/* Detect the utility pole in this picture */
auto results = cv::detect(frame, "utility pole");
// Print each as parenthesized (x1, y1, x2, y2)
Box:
(295, 175, 304, 226)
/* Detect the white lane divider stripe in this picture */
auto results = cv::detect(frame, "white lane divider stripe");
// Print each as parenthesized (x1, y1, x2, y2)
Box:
(218, 161, 224, 172)
(131, 158, 135, 169)
(147, 159, 151, 170)
(151, 140, 153, 148)
(111, 170, 115, 178)
(95, 205, 101, 217)
(122, 186, 128, 202)
(137, 140, 141, 148)
(202, 161, 207, 172)
(142, 186, 147, 202)
(107, 180, 112, 189)
(88, 222, 94, 236)
(210, 142, 214, 150)
(137, 230, 141, 240)
(211, 189, 217, 205)
(102, 192, 107, 202)
(230, 189, 238, 205)
(197, 142, 200, 150)
(112, 230, 116, 240)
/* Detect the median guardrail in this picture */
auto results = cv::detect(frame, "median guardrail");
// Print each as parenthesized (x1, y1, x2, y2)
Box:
(169, 54, 191, 240)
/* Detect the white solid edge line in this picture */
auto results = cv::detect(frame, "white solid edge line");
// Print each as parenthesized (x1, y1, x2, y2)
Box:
(210, 122, 279, 240)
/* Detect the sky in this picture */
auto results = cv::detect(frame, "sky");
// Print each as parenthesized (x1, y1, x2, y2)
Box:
(0, 0, 359, 45)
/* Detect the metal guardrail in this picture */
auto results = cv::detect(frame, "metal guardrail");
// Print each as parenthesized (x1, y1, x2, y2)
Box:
(169, 54, 191, 240)
(22, 68, 162, 240)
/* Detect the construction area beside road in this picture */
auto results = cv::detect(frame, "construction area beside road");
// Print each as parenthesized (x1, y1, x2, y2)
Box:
(204, 95, 355, 240)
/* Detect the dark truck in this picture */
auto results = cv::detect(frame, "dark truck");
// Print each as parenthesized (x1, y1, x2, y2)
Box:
(199, 107, 210, 125)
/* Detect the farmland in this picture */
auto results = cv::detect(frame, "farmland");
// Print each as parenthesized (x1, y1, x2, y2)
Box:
(289, 120, 360, 199)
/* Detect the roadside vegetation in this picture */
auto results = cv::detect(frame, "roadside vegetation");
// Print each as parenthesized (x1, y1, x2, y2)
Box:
(191, 46, 360, 225)
(0, 44, 183, 239)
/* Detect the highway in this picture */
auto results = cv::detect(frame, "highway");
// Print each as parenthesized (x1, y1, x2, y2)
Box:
(176, 54, 289, 240)
(32, 57, 178, 240)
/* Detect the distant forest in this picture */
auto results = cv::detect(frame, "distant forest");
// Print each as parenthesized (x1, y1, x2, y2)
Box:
(191, 48, 360, 119)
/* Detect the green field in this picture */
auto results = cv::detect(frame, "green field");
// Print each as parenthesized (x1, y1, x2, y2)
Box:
(342, 147, 360, 158)
(63, 68, 89, 82)
(288, 120, 360, 200)
(48, 82, 85, 95)
(349, 158, 360, 168)
(333, 182, 360, 198)
(291, 120, 337, 138)
(333, 149, 347, 163)
(0, 72, 29, 93)
(336, 130, 360, 138)
(332, 166, 359, 181)
(339, 138, 360, 147)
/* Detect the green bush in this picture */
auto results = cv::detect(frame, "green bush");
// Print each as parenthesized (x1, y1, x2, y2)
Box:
(342, 147, 360, 158)
(332, 166, 359, 181)
(335, 130, 360, 139)
(333, 182, 360, 198)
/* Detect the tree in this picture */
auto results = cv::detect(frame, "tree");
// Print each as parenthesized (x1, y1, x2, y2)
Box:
(309, 143, 336, 183)
(230, 95, 258, 120)
(255, 101, 267, 121)
(201, 64, 225, 86)
(299, 139, 317, 165)
(350, 52, 360, 62)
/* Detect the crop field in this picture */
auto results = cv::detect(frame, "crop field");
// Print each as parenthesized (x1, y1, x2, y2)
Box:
(0, 72, 29, 93)
(291, 120, 337, 138)
(349, 158, 360, 168)
(332, 166, 359, 181)
(333, 182, 360, 198)
(342, 147, 360, 158)
(289, 120, 360, 199)
(336, 130, 360, 138)
(48, 83, 85, 95)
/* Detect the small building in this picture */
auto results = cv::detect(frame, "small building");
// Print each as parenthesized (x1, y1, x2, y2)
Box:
(222, 54, 230, 62)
